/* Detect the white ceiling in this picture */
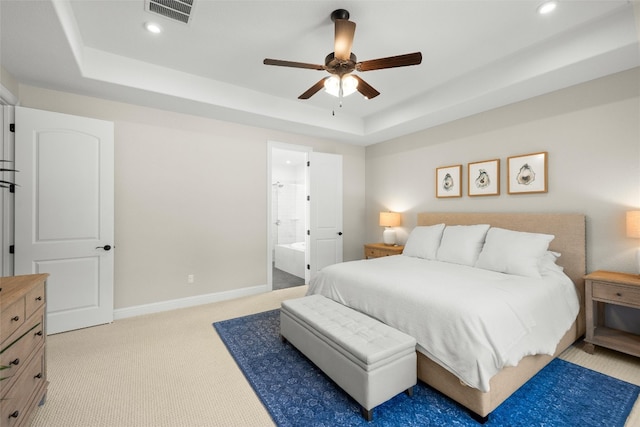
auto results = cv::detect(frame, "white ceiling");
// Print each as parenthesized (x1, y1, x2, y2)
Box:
(1, 1, 638, 146)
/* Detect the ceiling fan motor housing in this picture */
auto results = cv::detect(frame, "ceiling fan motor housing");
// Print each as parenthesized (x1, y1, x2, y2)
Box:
(325, 52, 357, 76)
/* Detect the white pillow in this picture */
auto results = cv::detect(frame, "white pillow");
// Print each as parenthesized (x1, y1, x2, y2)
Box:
(539, 251, 564, 274)
(436, 224, 490, 266)
(475, 227, 554, 278)
(402, 224, 445, 260)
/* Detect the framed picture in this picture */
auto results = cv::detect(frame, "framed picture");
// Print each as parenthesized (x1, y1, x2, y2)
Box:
(468, 159, 500, 196)
(436, 164, 462, 198)
(507, 152, 548, 194)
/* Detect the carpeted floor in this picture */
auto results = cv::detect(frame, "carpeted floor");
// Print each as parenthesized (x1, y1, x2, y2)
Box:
(29, 285, 640, 426)
(214, 309, 640, 427)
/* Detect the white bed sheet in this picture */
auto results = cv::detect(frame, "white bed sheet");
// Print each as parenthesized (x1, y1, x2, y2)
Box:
(307, 255, 579, 392)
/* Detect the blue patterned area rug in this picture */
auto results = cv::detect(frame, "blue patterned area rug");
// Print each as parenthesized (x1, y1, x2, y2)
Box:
(213, 309, 639, 427)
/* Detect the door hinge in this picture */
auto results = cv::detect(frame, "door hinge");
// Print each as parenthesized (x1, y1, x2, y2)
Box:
(9, 124, 15, 133)
(306, 230, 310, 236)
(9, 184, 15, 193)
(9, 245, 14, 254)
(307, 161, 310, 167)
(306, 195, 310, 201)
(307, 264, 310, 270)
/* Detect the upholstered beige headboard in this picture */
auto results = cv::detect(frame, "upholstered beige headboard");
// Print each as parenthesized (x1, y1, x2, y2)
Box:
(417, 212, 586, 335)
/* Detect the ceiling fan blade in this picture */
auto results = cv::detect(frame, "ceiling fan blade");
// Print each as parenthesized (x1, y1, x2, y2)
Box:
(356, 52, 422, 72)
(263, 58, 325, 71)
(334, 19, 356, 61)
(298, 78, 327, 99)
(353, 75, 380, 99)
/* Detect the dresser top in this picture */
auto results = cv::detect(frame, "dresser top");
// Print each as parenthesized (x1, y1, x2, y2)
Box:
(0, 274, 49, 308)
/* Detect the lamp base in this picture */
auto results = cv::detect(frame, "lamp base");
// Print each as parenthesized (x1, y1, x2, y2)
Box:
(383, 228, 396, 246)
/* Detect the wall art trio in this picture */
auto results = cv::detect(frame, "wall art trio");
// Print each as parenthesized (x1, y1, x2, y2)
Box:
(436, 152, 547, 198)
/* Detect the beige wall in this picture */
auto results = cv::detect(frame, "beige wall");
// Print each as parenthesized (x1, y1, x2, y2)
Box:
(0, 66, 19, 100)
(366, 67, 640, 275)
(11, 67, 640, 319)
(17, 85, 366, 309)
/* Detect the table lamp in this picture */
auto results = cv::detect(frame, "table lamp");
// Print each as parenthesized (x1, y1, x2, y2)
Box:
(626, 211, 640, 274)
(379, 212, 401, 246)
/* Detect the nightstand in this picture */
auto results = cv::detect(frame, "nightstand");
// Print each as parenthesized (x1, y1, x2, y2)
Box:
(364, 243, 404, 259)
(583, 270, 640, 358)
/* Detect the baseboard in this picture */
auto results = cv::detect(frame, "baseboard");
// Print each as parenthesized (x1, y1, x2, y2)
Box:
(113, 284, 269, 320)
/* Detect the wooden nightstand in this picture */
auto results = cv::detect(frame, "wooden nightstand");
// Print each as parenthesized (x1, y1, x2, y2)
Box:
(583, 270, 640, 357)
(364, 243, 404, 259)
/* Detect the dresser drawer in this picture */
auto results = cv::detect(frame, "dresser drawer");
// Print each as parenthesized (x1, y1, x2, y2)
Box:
(592, 281, 640, 307)
(1, 348, 46, 427)
(0, 274, 49, 427)
(0, 311, 45, 396)
(1, 298, 25, 340)
(366, 247, 384, 258)
(364, 244, 404, 259)
(25, 282, 45, 319)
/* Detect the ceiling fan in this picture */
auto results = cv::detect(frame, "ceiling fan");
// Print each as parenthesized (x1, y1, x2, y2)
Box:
(263, 9, 422, 101)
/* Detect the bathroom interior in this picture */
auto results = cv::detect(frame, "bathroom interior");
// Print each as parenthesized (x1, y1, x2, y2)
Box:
(271, 148, 308, 289)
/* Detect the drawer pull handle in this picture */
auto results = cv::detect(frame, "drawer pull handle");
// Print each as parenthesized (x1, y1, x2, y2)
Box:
(10, 358, 19, 366)
(9, 411, 19, 419)
(616, 292, 622, 297)
(11, 315, 19, 322)
(34, 373, 42, 379)
(35, 330, 43, 337)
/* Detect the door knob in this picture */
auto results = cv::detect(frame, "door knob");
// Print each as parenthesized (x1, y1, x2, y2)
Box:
(337, 232, 343, 236)
(96, 245, 112, 251)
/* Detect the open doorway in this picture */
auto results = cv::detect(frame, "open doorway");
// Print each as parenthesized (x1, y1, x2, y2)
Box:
(268, 142, 310, 290)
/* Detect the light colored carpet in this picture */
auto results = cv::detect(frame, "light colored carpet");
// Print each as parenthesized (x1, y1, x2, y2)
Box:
(30, 285, 640, 427)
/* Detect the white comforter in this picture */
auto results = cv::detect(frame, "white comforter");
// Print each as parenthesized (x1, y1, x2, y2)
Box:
(307, 255, 580, 392)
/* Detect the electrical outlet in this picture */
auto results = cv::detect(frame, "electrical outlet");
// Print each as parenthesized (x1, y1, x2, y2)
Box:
(187, 274, 195, 284)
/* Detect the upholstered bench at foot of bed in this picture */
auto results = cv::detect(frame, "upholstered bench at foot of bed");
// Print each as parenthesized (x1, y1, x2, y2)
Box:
(280, 294, 417, 421)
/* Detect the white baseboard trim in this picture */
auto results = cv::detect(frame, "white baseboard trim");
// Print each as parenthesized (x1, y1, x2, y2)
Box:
(113, 284, 269, 320)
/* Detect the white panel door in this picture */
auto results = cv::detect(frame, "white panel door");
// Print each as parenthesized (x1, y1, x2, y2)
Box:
(14, 107, 114, 334)
(309, 152, 342, 279)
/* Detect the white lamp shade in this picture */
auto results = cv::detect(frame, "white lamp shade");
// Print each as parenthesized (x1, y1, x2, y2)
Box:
(626, 211, 640, 238)
(324, 76, 340, 97)
(627, 211, 640, 274)
(341, 75, 358, 96)
(379, 212, 401, 227)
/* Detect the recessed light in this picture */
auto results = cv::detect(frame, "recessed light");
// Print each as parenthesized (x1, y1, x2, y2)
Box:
(537, 1, 557, 15)
(144, 22, 162, 34)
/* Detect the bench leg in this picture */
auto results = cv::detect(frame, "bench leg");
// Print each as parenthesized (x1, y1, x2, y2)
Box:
(360, 406, 373, 422)
(405, 386, 414, 397)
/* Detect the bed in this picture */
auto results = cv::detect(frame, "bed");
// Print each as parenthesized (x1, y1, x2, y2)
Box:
(307, 212, 586, 421)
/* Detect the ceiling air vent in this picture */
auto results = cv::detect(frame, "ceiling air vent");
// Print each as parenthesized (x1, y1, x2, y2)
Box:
(145, 0, 193, 24)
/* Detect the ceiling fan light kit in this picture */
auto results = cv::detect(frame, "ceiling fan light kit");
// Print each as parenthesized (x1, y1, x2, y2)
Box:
(263, 9, 422, 102)
(324, 74, 358, 98)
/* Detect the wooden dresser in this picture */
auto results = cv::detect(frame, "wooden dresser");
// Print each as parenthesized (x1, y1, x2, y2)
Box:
(1, 274, 48, 427)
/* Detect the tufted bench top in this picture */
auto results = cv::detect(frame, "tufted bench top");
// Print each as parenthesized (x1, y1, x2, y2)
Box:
(281, 295, 416, 371)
